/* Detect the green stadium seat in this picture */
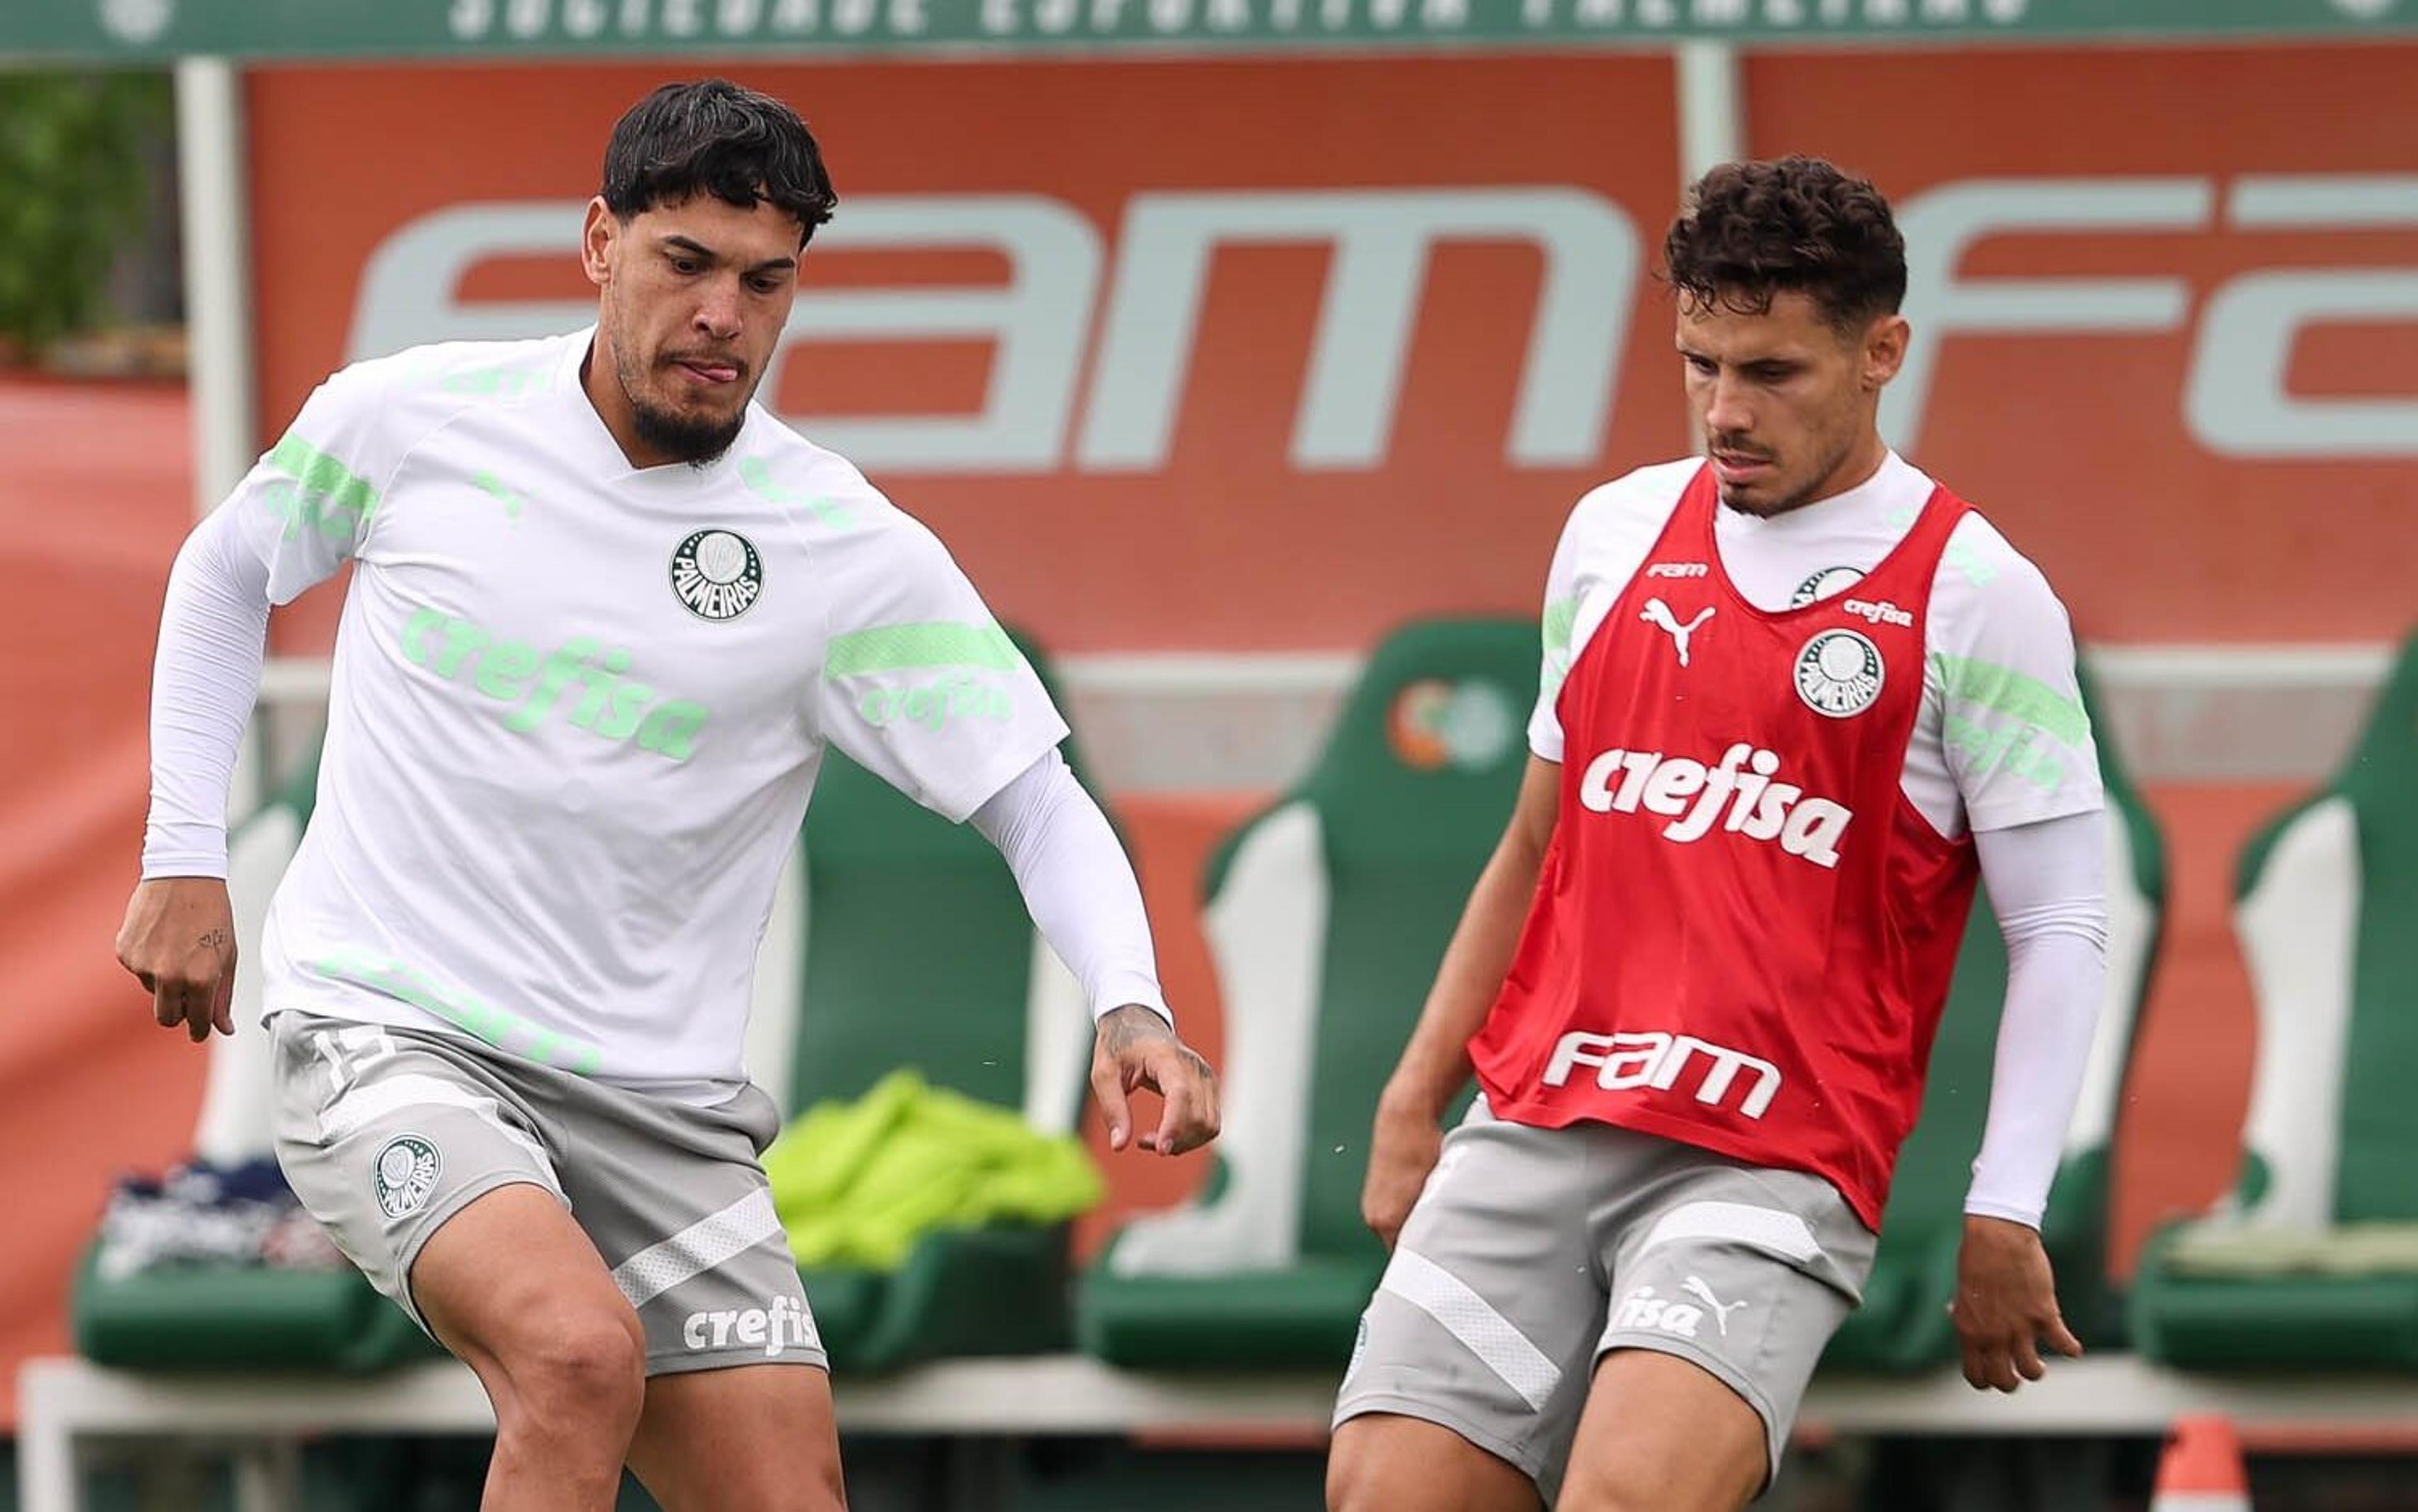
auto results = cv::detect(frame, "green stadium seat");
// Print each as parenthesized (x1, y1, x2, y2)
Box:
(74, 747, 440, 1373)
(2129, 629, 2418, 1372)
(1076, 618, 1533, 1368)
(742, 627, 1101, 1372)
(1820, 668, 2165, 1372)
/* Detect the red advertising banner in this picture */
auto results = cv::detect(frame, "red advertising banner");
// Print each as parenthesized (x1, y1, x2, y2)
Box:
(247, 56, 1688, 654)
(244, 48, 2415, 656)
(1746, 43, 2418, 645)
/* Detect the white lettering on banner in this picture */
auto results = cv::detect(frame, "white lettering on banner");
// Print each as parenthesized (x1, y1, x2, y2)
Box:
(351, 196, 1099, 473)
(1076, 188, 1633, 470)
(2186, 175, 2418, 458)
(348, 190, 1632, 475)
(1886, 177, 2213, 455)
(426, 0, 2050, 40)
(1888, 173, 2418, 458)
(344, 175, 2416, 475)
(1575, 742, 1852, 866)
(1543, 1031, 1783, 1118)
(451, 0, 930, 35)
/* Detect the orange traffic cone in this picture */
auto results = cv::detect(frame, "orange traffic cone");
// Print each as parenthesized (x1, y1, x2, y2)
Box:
(2150, 1414, 2251, 1512)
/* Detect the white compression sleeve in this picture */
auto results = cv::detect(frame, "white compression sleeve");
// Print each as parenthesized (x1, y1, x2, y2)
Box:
(969, 750, 1172, 1027)
(142, 507, 273, 879)
(1963, 807, 2111, 1229)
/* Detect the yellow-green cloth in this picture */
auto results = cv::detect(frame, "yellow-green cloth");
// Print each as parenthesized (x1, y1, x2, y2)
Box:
(2165, 1221, 2418, 1278)
(762, 1069, 1104, 1271)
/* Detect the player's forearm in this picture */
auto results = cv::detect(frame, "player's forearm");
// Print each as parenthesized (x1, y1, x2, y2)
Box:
(1964, 810, 2109, 1228)
(1382, 814, 1552, 1122)
(143, 513, 273, 880)
(970, 749, 1171, 1027)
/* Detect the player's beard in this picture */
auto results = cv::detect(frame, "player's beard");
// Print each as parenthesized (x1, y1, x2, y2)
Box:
(616, 344, 748, 468)
(1714, 415, 1864, 519)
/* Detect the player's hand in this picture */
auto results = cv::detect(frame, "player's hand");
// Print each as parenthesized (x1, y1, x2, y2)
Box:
(1361, 1091, 1445, 1251)
(1950, 1214, 2082, 1392)
(1091, 1004, 1220, 1156)
(115, 877, 238, 1044)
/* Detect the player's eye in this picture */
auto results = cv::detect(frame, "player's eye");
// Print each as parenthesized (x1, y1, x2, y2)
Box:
(1683, 354, 1717, 375)
(669, 256, 704, 275)
(748, 275, 784, 295)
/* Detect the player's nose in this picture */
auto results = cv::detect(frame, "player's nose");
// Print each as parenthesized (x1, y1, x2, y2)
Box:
(694, 280, 744, 341)
(1703, 374, 1752, 436)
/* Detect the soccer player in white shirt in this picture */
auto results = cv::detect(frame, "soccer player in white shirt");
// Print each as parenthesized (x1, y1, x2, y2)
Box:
(117, 79, 1218, 1512)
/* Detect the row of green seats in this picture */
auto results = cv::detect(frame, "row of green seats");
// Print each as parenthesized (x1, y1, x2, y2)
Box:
(76, 624, 2418, 1384)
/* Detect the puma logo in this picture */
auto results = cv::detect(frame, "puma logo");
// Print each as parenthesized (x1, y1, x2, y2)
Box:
(1682, 1275, 1751, 1337)
(1641, 598, 1715, 668)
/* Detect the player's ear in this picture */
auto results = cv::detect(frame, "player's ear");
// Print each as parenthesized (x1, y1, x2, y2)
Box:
(581, 197, 618, 290)
(1861, 313, 1909, 390)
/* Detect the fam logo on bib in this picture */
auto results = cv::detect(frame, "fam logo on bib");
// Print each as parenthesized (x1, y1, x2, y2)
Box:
(373, 1134, 442, 1220)
(670, 529, 763, 622)
(1795, 629, 1884, 719)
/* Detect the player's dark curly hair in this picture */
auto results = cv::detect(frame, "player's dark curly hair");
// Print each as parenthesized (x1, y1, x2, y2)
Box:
(601, 79, 837, 247)
(1662, 156, 1905, 332)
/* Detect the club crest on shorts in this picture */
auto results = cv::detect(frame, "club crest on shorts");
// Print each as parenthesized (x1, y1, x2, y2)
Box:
(669, 528, 763, 622)
(1795, 628, 1884, 718)
(373, 1134, 442, 1220)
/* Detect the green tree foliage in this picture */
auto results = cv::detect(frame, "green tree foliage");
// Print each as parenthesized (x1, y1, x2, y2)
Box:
(0, 70, 171, 356)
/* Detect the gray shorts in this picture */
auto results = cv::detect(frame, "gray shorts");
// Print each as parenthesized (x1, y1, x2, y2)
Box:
(1334, 1098, 1876, 1503)
(270, 1011, 824, 1377)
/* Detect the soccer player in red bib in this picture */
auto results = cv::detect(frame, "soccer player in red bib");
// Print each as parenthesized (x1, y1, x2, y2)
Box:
(1329, 157, 2110, 1511)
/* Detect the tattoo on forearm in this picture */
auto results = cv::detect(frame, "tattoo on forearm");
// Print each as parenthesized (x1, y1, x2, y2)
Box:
(1099, 1006, 1213, 1083)
(197, 928, 230, 950)
(1098, 1004, 1172, 1056)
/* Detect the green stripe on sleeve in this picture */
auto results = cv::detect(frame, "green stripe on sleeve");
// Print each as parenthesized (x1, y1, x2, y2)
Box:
(1542, 594, 1578, 654)
(826, 622, 1021, 679)
(1930, 653, 2090, 746)
(268, 432, 380, 526)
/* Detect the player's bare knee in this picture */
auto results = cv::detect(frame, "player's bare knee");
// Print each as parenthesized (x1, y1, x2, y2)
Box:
(501, 1305, 647, 1430)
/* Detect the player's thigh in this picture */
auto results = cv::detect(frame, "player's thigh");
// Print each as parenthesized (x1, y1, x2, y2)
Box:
(1582, 1162, 1876, 1504)
(627, 1363, 844, 1512)
(268, 1012, 611, 1370)
(1327, 1413, 1540, 1512)
(550, 1080, 827, 1377)
(1332, 1101, 1600, 1509)
(410, 1182, 646, 1410)
(1560, 1348, 1766, 1512)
